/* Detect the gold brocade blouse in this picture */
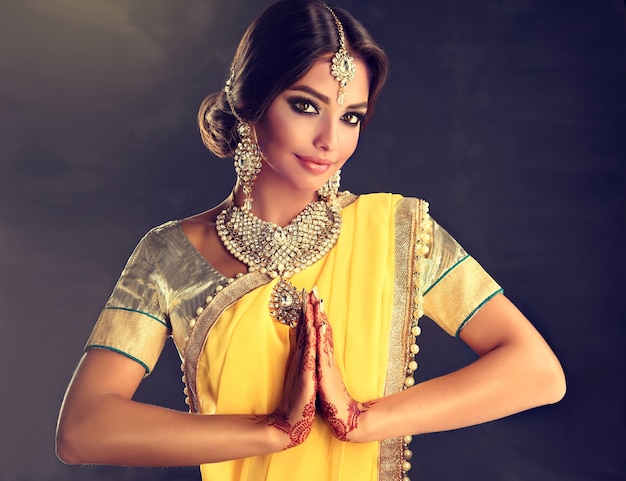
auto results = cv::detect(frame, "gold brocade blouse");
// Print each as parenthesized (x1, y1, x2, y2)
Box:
(86, 193, 502, 481)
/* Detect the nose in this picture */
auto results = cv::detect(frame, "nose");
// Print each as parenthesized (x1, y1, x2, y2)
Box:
(313, 116, 339, 152)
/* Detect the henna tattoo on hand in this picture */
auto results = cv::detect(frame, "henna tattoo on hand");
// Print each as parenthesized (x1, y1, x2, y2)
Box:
(314, 299, 376, 441)
(270, 397, 316, 449)
(250, 312, 317, 450)
(317, 391, 375, 441)
(250, 396, 316, 449)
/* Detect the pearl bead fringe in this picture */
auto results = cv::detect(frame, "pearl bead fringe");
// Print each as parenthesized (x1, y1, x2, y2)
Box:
(401, 201, 432, 480)
(180, 272, 243, 407)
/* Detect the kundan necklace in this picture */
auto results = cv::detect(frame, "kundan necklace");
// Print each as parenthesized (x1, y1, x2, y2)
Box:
(215, 199, 342, 327)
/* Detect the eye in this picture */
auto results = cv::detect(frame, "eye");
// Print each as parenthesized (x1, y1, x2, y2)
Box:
(342, 112, 365, 126)
(296, 102, 317, 113)
(288, 97, 320, 114)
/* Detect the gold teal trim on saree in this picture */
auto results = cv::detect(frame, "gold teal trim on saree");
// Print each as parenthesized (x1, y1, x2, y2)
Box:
(455, 288, 504, 336)
(378, 197, 420, 481)
(182, 272, 271, 413)
(85, 345, 150, 374)
(104, 306, 170, 328)
(423, 255, 502, 337)
(85, 308, 169, 375)
(422, 254, 470, 296)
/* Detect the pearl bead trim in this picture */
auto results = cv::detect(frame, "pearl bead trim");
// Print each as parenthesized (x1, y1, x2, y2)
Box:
(180, 272, 244, 407)
(400, 201, 432, 480)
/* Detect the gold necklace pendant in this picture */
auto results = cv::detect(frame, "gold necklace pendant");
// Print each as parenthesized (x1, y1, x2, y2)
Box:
(269, 278, 302, 328)
(215, 200, 342, 327)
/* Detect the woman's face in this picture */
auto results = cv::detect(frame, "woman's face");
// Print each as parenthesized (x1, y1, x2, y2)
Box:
(254, 55, 370, 195)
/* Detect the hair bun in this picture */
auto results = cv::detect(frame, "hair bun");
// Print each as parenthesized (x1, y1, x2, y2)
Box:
(197, 90, 238, 158)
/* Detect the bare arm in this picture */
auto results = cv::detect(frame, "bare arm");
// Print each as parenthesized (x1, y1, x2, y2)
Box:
(56, 308, 317, 466)
(316, 293, 566, 442)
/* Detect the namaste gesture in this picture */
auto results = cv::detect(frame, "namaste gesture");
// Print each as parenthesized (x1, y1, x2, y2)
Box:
(55, 1, 565, 474)
(264, 289, 374, 449)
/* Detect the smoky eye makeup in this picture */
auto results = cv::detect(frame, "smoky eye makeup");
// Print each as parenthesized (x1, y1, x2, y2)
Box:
(343, 111, 366, 126)
(286, 94, 366, 126)
(287, 96, 320, 114)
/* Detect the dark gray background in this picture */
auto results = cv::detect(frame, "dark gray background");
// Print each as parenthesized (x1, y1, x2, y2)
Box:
(1, 1, 624, 480)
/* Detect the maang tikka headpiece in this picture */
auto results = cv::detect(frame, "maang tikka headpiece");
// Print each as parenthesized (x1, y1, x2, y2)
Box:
(326, 5, 356, 106)
(224, 67, 263, 211)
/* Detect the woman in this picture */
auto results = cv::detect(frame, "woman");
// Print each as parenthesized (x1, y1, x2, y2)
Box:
(55, 1, 566, 480)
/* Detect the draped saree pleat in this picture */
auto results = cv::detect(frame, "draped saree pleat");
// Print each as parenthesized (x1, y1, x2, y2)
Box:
(183, 194, 415, 481)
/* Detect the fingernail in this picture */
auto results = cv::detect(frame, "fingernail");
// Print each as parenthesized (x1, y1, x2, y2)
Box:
(301, 288, 307, 310)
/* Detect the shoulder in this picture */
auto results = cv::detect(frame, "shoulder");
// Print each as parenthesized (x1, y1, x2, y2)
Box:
(139, 202, 224, 250)
(116, 221, 187, 273)
(178, 197, 234, 243)
(348, 192, 429, 217)
(179, 209, 221, 252)
(350, 192, 427, 204)
(139, 220, 183, 251)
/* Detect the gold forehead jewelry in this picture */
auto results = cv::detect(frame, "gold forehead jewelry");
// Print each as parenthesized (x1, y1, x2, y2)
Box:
(326, 5, 356, 106)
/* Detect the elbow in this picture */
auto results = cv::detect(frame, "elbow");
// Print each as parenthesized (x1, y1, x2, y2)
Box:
(547, 360, 567, 404)
(55, 427, 80, 465)
(534, 351, 567, 406)
(55, 415, 93, 465)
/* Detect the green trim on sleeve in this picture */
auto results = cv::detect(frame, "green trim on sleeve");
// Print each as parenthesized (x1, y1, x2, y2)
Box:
(423, 254, 471, 296)
(104, 306, 170, 328)
(454, 288, 504, 337)
(85, 344, 151, 373)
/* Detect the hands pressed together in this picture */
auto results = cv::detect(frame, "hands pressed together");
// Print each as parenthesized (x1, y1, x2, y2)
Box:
(257, 289, 375, 450)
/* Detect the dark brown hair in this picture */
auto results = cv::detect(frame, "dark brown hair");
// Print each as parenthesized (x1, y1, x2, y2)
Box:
(198, 0, 389, 158)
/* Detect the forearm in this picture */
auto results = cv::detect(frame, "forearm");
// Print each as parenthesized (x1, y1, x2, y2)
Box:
(358, 341, 565, 442)
(56, 394, 281, 466)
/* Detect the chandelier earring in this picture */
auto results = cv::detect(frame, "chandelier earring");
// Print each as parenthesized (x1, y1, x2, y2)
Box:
(224, 68, 263, 212)
(318, 169, 341, 202)
(233, 122, 262, 212)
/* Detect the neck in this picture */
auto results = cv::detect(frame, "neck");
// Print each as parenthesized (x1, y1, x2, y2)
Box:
(233, 180, 318, 227)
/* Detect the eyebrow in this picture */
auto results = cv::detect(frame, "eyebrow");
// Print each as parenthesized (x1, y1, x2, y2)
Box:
(288, 85, 368, 110)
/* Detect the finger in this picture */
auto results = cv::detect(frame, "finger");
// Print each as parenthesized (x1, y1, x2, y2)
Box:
(289, 320, 299, 354)
(313, 294, 323, 363)
(296, 291, 317, 382)
(313, 300, 330, 349)
(297, 291, 317, 354)
(317, 331, 331, 373)
(304, 290, 316, 328)
(309, 290, 325, 330)
(281, 312, 308, 396)
(295, 307, 307, 352)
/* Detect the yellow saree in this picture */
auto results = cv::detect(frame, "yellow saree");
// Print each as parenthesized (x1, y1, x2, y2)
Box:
(86, 192, 502, 481)
(187, 193, 403, 480)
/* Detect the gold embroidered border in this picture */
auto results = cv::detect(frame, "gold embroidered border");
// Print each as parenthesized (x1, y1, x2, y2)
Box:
(378, 197, 420, 481)
(182, 272, 270, 413)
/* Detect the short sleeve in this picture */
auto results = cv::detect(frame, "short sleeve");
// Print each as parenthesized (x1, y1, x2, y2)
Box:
(422, 220, 503, 336)
(85, 229, 171, 374)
